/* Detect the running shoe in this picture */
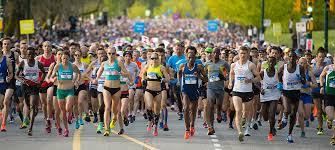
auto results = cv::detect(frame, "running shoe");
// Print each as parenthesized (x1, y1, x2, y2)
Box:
(272, 128, 277, 136)
(143, 113, 148, 120)
(257, 120, 262, 126)
(216, 114, 222, 123)
(27, 129, 32, 136)
(222, 112, 227, 122)
(305, 120, 309, 127)
(147, 123, 152, 132)
(75, 119, 80, 129)
(109, 119, 116, 129)
(170, 105, 176, 111)
(317, 128, 324, 135)
(118, 129, 124, 135)
(278, 119, 287, 130)
(287, 134, 294, 143)
(96, 122, 103, 134)
(58, 128, 63, 135)
(238, 132, 244, 142)
(163, 124, 169, 131)
(103, 130, 110, 136)
(79, 118, 84, 126)
(252, 122, 258, 130)
(184, 131, 190, 139)
(124, 117, 129, 126)
(310, 114, 315, 122)
(244, 128, 250, 136)
(190, 127, 195, 136)
(153, 125, 158, 136)
(330, 137, 335, 146)
(207, 127, 215, 135)
(203, 122, 208, 128)
(301, 131, 306, 138)
(159, 122, 164, 129)
(20, 118, 29, 129)
(84, 115, 91, 122)
(229, 122, 234, 129)
(268, 133, 273, 141)
(93, 116, 98, 123)
(68, 114, 73, 124)
(45, 126, 51, 133)
(129, 115, 134, 123)
(132, 115, 136, 122)
(63, 129, 69, 137)
(327, 119, 333, 129)
(178, 113, 183, 120)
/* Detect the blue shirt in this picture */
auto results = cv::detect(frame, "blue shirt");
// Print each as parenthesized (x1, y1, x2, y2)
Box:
(175, 59, 202, 72)
(167, 54, 186, 72)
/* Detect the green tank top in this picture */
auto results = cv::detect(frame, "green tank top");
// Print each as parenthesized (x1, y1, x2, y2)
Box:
(58, 63, 73, 81)
(104, 59, 121, 81)
(326, 65, 335, 95)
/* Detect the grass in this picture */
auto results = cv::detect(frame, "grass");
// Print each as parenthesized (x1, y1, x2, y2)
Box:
(265, 28, 335, 54)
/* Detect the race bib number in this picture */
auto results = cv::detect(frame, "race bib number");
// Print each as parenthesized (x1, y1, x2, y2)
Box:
(184, 74, 197, 84)
(105, 70, 119, 76)
(287, 81, 299, 89)
(147, 72, 158, 80)
(236, 76, 246, 84)
(266, 84, 276, 89)
(209, 72, 220, 82)
(60, 74, 72, 79)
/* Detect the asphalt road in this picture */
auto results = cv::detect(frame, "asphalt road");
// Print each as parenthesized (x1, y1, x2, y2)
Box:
(0, 110, 333, 150)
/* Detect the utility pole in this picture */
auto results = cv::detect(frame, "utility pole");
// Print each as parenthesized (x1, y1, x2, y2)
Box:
(260, 0, 265, 42)
(0, 0, 4, 38)
(325, 0, 329, 51)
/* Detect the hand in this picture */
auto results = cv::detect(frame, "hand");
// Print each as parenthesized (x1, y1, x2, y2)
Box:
(45, 78, 50, 83)
(92, 79, 98, 84)
(320, 87, 324, 95)
(49, 77, 55, 83)
(6, 76, 11, 83)
(244, 78, 253, 84)
(228, 83, 233, 89)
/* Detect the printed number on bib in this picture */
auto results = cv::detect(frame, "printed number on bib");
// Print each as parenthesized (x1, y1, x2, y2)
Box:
(209, 72, 220, 82)
(147, 72, 158, 80)
(184, 74, 197, 84)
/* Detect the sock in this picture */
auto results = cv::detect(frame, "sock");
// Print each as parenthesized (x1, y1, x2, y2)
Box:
(164, 107, 168, 124)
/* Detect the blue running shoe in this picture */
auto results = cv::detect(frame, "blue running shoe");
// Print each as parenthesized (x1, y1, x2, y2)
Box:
(287, 135, 294, 143)
(75, 119, 80, 129)
(159, 122, 164, 129)
(79, 118, 84, 126)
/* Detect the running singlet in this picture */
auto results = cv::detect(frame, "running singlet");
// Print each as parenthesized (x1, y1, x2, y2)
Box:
(16, 55, 26, 86)
(182, 63, 198, 87)
(146, 65, 163, 81)
(39, 55, 55, 87)
(80, 55, 91, 65)
(22, 60, 40, 83)
(104, 60, 121, 81)
(74, 62, 85, 81)
(0, 57, 8, 90)
(57, 63, 73, 81)
(283, 64, 302, 91)
(233, 61, 253, 92)
(90, 61, 101, 89)
(260, 69, 281, 102)
(312, 63, 325, 93)
(325, 65, 335, 95)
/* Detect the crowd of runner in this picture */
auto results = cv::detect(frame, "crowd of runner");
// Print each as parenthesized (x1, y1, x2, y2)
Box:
(0, 19, 335, 146)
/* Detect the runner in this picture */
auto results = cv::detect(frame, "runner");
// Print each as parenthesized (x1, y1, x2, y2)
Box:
(85, 48, 107, 134)
(319, 55, 335, 145)
(141, 52, 170, 136)
(36, 41, 55, 133)
(16, 47, 46, 136)
(0, 43, 14, 131)
(205, 47, 230, 135)
(259, 56, 281, 141)
(1, 37, 18, 132)
(73, 50, 89, 129)
(297, 57, 317, 138)
(311, 48, 327, 135)
(50, 51, 81, 137)
(229, 46, 260, 142)
(178, 48, 206, 139)
(94, 47, 130, 136)
(278, 51, 306, 143)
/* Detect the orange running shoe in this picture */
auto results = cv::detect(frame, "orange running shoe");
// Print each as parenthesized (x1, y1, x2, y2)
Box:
(268, 133, 273, 141)
(1, 123, 6, 132)
(184, 131, 190, 139)
(190, 127, 195, 136)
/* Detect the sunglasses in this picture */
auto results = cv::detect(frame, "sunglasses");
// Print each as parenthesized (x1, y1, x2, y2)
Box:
(151, 57, 158, 60)
(74, 54, 80, 57)
(108, 52, 116, 55)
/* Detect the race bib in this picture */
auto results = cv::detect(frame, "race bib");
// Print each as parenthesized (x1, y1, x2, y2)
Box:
(266, 84, 276, 89)
(316, 77, 320, 84)
(209, 72, 220, 82)
(60, 74, 72, 79)
(184, 74, 197, 84)
(329, 80, 335, 88)
(105, 70, 119, 76)
(236, 76, 246, 84)
(147, 72, 158, 80)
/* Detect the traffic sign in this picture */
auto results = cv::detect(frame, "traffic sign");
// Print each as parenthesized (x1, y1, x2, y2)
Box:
(306, 39, 313, 50)
(19, 19, 35, 35)
(133, 22, 145, 34)
(208, 20, 219, 32)
(296, 22, 306, 33)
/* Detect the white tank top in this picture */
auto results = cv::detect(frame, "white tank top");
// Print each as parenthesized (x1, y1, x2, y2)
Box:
(283, 64, 302, 90)
(233, 60, 254, 92)
(16, 56, 26, 86)
(260, 69, 281, 102)
(23, 60, 40, 83)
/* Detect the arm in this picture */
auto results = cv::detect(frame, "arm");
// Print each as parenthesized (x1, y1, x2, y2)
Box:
(118, 59, 131, 80)
(177, 64, 185, 82)
(38, 62, 46, 83)
(161, 66, 170, 83)
(278, 65, 284, 83)
(308, 67, 317, 88)
(228, 63, 235, 89)
(249, 63, 261, 83)
(50, 64, 59, 82)
(299, 65, 306, 85)
(6, 58, 13, 82)
(319, 66, 328, 94)
(15, 61, 25, 83)
(72, 65, 81, 84)
(95, 62, 104, 80)
(198, 64, 207, 82)
(45, 62, 55, 83)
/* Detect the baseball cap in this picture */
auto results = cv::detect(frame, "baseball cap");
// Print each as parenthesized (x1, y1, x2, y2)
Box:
(205, 47, 213, 53)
